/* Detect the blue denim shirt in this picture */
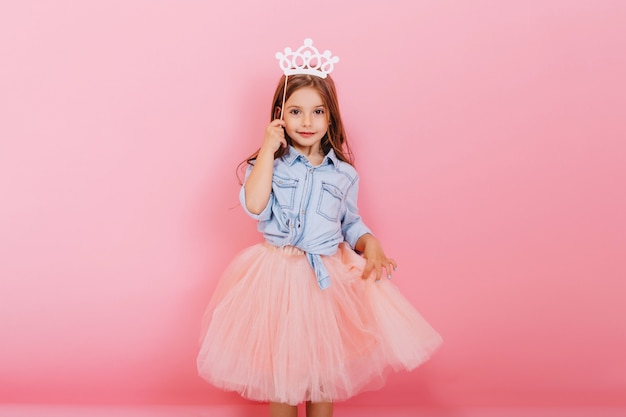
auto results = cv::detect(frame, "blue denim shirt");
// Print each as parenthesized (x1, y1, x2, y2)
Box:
(240, 146, 372, 289)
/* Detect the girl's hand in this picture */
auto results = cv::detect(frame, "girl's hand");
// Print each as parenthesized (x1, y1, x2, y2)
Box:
(356, 234, 398, 281)
(243, 119, 286, 214)
(260, 119, 287, 156)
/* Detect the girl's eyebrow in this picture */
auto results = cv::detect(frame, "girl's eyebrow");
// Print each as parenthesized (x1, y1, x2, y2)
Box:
(286, 104, 325, 109)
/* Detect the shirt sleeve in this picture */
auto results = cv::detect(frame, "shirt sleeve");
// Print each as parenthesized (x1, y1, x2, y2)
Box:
(341, 174, 372, 248)
(239, 164, 273, 221)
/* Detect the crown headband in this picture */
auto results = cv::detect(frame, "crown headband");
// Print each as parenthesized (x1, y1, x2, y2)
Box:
(276, 38, 339, 79)
(275, 39, 339, 120)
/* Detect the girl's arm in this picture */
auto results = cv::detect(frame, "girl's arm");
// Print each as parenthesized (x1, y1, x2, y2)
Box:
(341, 174, 397, 280)
(244, 119, 286, 214)
(355, 233, 398, 281)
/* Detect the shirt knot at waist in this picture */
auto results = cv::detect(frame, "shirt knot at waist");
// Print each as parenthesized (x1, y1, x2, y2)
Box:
(264, 242, 336, 290)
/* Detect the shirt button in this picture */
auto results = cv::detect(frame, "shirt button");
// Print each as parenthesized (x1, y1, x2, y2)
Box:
(301, 210, 306, 215)
(309, 169, 313, 173)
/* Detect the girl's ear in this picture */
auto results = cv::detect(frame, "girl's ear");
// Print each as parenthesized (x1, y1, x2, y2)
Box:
(274, 106, 282, 120)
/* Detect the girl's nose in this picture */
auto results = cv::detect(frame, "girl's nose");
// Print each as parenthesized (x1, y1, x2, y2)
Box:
(302, 114, 312, 126)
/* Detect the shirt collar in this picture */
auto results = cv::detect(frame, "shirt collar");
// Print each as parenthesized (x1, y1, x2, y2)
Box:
(283, 145, 339, 167)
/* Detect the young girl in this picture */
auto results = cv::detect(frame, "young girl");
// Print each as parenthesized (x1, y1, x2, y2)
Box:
(197, 40, 442, 417)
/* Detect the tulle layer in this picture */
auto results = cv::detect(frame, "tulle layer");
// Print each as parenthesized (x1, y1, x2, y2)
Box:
(197, 242, 442, 405)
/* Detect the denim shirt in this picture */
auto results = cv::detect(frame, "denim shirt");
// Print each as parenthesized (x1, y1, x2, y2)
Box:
(239, 146, 372, 289)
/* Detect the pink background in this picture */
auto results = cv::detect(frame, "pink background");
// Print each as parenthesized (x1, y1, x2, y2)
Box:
(1, 0, 625, 409)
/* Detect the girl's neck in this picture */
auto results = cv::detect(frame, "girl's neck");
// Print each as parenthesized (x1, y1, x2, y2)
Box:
(293, 144, 324, 166)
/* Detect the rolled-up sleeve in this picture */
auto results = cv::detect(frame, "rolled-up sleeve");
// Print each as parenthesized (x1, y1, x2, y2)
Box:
(239, 164, 273, 221)
(341, 175, 372, 247)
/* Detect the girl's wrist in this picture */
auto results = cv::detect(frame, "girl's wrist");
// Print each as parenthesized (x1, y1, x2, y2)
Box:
(258, 147, 276, 160)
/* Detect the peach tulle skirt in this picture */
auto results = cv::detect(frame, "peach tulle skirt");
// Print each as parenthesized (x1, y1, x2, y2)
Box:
(197, 242, 442, 405)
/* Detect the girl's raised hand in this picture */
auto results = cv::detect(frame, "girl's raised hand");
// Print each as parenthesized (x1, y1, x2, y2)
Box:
(260, 119, 287, 156)
(243, 119, 286, 214)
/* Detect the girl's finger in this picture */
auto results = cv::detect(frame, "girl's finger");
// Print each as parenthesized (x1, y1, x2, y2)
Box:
(374, 264, 382, 281)
(272, 119, 286, 128)
(362, 261, 373, 280)
(383, 259, 396, 279)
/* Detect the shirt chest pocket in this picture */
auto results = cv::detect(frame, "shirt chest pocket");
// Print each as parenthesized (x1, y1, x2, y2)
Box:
(273, 176, 299, 210)
(316, 181, 344, 222)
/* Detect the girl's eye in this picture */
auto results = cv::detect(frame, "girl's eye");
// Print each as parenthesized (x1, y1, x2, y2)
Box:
(314, 109, 325, 115)
(289, 109, 301, 115)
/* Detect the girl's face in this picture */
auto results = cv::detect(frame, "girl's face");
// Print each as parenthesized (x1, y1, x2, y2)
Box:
(282, 87, 329, 154)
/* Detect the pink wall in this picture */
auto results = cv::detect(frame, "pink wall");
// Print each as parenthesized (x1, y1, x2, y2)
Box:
(1, 0, 625, 408)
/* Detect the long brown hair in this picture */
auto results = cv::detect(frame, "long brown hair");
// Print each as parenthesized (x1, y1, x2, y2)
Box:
(238, 74, 353, 182)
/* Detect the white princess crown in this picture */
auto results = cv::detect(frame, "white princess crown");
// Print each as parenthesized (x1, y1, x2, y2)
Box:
(275, 38, 339, 79)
